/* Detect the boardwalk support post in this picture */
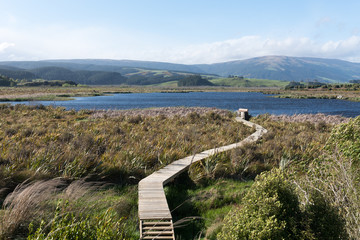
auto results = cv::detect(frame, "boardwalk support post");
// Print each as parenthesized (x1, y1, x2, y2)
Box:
(237, 108, 249, 120)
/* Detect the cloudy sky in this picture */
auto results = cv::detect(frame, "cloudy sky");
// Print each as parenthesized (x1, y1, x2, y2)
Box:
(1, 0, 360, 64)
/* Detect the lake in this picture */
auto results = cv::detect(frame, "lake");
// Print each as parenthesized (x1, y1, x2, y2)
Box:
(10, 92, 360, 117)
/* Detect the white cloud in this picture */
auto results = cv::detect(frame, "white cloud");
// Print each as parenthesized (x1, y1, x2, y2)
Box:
(1, 24, 360, 64)
(153, 35, 360, 64)
(0, 42, 15, 52)
(0, 25, 152, 61)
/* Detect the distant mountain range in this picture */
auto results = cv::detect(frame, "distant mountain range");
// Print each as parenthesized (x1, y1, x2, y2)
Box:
(0, 56, 360, 84)
(197, 56, 360, 82)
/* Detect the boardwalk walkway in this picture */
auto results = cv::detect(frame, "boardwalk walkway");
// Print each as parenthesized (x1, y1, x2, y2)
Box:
(138, 117, 268, 239)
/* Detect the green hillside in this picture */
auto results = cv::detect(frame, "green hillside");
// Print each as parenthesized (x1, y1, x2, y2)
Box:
(2, 56, 359, 86)
(154, 77, 289, 88)
(0, 65, 212, 86)
(210, 76, 289, 87)
(196, 56, 360, 82)
(153, 80, 178, 87)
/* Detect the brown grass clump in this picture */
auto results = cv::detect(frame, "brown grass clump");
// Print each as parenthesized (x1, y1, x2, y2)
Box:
(90, 106, 233, 118)
(0, 178, 125, 239)
(268, 113, 350, 125)
(221, 114, 338, 179)
(0, 105, 251, 191)
(0, 179, 67, 238)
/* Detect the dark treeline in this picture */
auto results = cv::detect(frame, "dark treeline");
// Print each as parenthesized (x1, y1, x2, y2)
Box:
(285, 81, 360, 90)
(21, 80, 78, 87)
(126, 72, 186, 85)
(177, 75, 214, 86)
(0, 67, 127, 85)
(0, 75, 16, 86)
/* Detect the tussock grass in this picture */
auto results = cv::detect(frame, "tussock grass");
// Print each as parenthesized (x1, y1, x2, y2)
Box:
(165, 113, 340, 239)
(186, 113, 335, 183)
(0, 178, 138, 239)
(165, 175, 253, 239)
(1, 179, 66, 238)
(0, 105, 252, 191)
(268, 113, 350, 125)
(0, 104, 253, 238)
(1, 104, 347, 239)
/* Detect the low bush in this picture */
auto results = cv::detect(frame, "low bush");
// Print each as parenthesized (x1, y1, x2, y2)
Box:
(294, 116, 360, 239)
(218, 169, 347, 240)
(28, 204, 127, 240)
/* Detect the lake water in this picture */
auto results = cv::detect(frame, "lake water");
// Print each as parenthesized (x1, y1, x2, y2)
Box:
(10, 92, 360, 117)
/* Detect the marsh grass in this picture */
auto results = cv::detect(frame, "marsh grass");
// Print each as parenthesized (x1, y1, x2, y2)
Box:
(0, 104, 347, 239)
(0, 178, 138, 239)
(165, 113, 339, 239)
(0, 105, 252, 191)
(165, 175, 253, 239)
(186, 113, 334, 183)
(262, 88, 360, 102)
(0, 105, 253, 239)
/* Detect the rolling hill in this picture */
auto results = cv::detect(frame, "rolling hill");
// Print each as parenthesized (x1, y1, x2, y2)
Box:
(195, 56, 360, 82)
(0, 66, 127, 85)
(0, 56, 360, 84)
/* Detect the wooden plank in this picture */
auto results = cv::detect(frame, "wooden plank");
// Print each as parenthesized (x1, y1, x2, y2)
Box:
(143, 226, 173, 230)
(144, 231, 174, 235)
(142, 221, 172, 225)
(142, 237, 174, 240)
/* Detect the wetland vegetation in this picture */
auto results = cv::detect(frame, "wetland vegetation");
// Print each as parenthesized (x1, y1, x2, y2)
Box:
(0, 83, 358, 240)
(0, 102, 358, 239)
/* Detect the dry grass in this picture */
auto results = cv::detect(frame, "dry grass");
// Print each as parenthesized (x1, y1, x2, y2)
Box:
(0, 105, 251, 190)
(268, 113, 350, 125)
(91, 107, 233, 118)
(220, 114, 339, 179)
(0, 179, 66, 238)
(1, 102, 353, 238)
(0, 178, 122, 239)
(262, 88, 360, 102)
(0, 104, 253, 238)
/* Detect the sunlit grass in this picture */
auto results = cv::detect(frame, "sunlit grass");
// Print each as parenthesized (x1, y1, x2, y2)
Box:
(0, 104, 344, 239)
(0, 104, 253, 188)
(210, 77, 289, 88)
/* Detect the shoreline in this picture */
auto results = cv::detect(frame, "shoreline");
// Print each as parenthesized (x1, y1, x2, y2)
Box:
(90, 107, 351, 124)
(1, 86, 359, 102)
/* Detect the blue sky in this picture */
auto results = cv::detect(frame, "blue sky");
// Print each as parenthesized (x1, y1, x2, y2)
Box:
(0, 0, 360, 63)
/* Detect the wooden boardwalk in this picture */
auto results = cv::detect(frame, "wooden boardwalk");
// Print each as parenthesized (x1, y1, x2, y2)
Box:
(138, 117, 267, 239)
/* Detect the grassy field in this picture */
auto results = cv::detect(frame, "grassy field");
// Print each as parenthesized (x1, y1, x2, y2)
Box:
(154, 77, 290, 88)
(152, 80, 178, 87)
(210, 77, 289, 88)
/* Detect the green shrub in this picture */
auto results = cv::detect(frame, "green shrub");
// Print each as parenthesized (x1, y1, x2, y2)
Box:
(326, 116, 360, 166)
(218, 169, 310, 240)
(297, 116, 360, 239)
(28, 201, 128, 240)
(306, 192, 348, 240)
